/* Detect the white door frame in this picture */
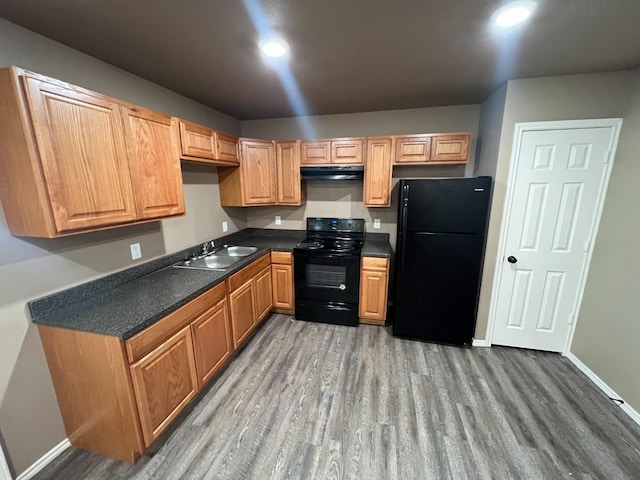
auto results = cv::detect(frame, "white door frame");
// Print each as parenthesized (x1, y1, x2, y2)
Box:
(0, 443, 12, 480)
(486, 118, 623, 354)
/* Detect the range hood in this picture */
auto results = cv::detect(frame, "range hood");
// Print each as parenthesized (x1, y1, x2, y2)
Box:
(300, 165, 364, 181)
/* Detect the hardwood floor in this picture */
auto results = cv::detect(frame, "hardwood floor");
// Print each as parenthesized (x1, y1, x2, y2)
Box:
(34, 314, 640, 479)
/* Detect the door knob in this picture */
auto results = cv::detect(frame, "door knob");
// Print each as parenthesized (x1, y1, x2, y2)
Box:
(507, 256, 518, 264)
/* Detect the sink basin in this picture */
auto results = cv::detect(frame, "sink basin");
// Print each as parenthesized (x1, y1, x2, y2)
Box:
(174, 254, 240, 271)
(224, 246, 259, 257)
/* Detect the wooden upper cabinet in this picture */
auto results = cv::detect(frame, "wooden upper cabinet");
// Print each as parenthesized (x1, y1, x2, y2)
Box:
(276, 141, 303, 205)
(301, 137, 365, 165)
(393, 134, 432, 164)
(179, 120, 217, 161)
(393, 133, 471, 165)
(431, 133, 470, 163)
(123, 107, 185, 220)
(0, 67, 190, 237)
(364, 137, 393, 207)
(178, 120, 239, 165)
(300, 140, 331, 165)
(22, 75, 138, 232)
(331, 137, 365, 165)
(241, 139, 277, 205)
(216, 132, 240, 164)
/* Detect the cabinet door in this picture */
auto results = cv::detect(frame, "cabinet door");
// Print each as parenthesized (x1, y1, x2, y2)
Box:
(216, 132, 240, 164)
(241, 139, 277, 204)
(178, 120, 216, 161)
(431, 133, 470, 163)
(271, 263, 293, 311)
(229, 280, 256, 348)
(393, 135, 432, 164)
(300, 140, 331, 165)
(22, 76, 137, 232)
(359, 257, 389, 325)
(276, 141, 302, 205)
(364, 137, 392, 207)
(123, 107, 185, 219)
(191, 298, 233, 387)
(254, 266, 274, 322)
(331, 138, 365, 165)
(130, 326, 198, 447)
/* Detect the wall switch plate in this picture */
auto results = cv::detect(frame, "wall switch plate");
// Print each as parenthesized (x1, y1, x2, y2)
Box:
(130, 243, 142, 260)
(275, 215, 282, 225)
(373, 219, 381, 229)
(222, 221, 228, 232)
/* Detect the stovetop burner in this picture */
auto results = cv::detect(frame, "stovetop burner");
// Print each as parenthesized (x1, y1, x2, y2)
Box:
(297, 241, 323, 250)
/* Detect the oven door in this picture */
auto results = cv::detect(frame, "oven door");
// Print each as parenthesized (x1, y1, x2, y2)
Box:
(294, 252, 361, 304)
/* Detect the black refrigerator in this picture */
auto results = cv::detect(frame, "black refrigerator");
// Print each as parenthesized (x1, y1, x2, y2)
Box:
(393, 177, 492, 347)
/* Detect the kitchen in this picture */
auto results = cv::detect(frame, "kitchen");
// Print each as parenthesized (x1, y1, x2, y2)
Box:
(1, 1, 640, 479)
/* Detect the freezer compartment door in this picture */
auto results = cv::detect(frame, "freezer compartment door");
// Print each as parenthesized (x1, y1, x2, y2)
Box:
(399, 177, 492, 234)
(393, 232, 485, 345)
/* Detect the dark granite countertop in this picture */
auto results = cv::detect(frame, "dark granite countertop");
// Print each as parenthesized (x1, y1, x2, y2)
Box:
(362, 233, 393, 258)
(29, 230, 304, 340)
(28, 228, 392, 340)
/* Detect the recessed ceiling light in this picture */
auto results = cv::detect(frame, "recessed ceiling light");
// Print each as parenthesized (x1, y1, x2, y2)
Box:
(259, 39, 289, 58)
(492, 0, 537, 28)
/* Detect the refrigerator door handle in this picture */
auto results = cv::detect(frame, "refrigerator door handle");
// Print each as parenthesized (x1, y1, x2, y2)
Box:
(400, 183, 409, 231)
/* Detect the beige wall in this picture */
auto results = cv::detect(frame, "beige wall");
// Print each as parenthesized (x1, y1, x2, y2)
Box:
(474, 71, 637, 342)
(0, 18, 244, 476)
(570, 69, 640, 412)
(475, 83, 507, 178)
(242, 105, 481, 248)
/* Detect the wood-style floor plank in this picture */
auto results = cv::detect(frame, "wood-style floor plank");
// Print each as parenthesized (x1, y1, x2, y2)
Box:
(32, 314, 640, 480)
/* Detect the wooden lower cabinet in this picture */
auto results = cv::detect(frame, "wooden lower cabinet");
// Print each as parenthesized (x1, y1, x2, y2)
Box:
(255, 266, 274, 321)
(359, 257, 390, 325)
(228, 254, 274, 348)
(229, 279, 256, 348)
(191, 297, 232, 386)
(271, 251, 294, 313)
(130, 326, 198, 447)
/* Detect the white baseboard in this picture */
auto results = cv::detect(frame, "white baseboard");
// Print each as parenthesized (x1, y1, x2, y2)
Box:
(565, 352, 640, 427)
(472, 338, 491, 347)
(16, 438, 70, 480)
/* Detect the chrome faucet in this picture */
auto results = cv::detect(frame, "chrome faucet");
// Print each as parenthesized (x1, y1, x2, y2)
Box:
(201, 240, 215, 256)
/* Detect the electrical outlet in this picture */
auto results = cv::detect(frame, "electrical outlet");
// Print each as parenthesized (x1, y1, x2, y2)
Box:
(222, 221, 228, 232)
(373, 219, 381, 229)
(275, 215, 282, 225)
(130, 243, 142, 260)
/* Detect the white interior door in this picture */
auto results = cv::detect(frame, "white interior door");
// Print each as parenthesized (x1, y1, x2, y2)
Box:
(491, 122, 620, 352)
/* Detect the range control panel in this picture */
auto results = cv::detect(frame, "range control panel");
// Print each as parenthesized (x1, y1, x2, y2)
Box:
(307, 217, 365, 234)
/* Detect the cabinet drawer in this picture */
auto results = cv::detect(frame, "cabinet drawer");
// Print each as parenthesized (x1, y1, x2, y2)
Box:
(362, 256, 389, 271)
(227, 253, 271, 292)
(125, 282, 227, 363)
(270, 251, 292, 265)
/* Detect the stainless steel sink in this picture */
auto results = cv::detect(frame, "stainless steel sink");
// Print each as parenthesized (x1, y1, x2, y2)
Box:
(174, 254, 241, 271)
(224, 246, 258, 257)
(173, 245, 258, 271)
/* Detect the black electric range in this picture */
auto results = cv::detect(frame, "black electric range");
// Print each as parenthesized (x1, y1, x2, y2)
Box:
(293, 217, 365, 327)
